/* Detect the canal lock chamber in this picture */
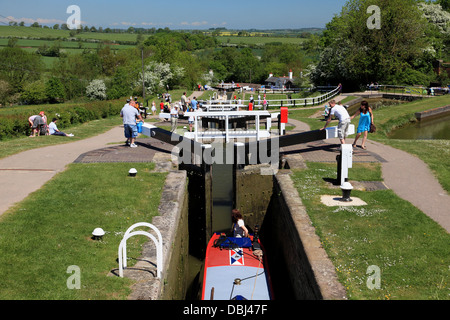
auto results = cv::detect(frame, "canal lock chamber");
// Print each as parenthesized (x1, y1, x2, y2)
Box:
(177, 144, 345, 300)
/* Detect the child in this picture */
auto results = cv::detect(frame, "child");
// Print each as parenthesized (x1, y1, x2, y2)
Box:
(231, 209, 248, 238)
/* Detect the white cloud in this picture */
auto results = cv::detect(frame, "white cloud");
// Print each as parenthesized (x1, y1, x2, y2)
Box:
(181, 21, 208, 26)
(0, 15, 88, 26)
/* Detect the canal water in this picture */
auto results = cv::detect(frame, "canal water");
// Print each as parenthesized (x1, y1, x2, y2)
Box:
(388, 112, 450, 140)
(185, 144, 235, 299)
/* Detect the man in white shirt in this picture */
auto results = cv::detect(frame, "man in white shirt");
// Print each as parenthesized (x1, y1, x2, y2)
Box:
(321, 100, 351, 144)
(49, 118, 73, 137)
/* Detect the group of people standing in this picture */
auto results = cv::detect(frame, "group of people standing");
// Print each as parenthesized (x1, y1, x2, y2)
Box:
(169, 92, 201, 133)
(321, 99, 374, 149)
(119, 92, 202, 145)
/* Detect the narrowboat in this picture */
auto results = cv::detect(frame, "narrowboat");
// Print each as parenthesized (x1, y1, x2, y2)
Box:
(201, 230, 273, 300)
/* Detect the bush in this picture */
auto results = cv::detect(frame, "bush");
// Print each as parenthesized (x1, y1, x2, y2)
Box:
(0, 99, 124, 140)
(386, 68, 433, 86)
(86, 79, 107, 100)
(21, 81, 48, 105)
(45, 78, 65, 103)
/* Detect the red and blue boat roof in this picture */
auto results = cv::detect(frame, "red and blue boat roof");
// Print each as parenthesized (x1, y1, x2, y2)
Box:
(201, 233, 273, 300)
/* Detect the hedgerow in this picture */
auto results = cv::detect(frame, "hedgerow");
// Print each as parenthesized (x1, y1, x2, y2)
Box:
(0, 99, 124, 140)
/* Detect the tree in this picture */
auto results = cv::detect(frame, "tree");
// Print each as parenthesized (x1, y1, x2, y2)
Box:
(107, 68, 131, 99)
(417, 2, 450, 61)
(418, 2, 450, 34)
(438, 0, 450, 11)
(86, 79, 107, 100)
(21, 80, 47, 104)
(136, 61, 184, 96)
(311, 0, 431, 89)
(0, 80, 12, 105)
(0, 47, 43, 93)
(232, 48, 263, 83)
(45, 77, 65, 103)
(7, 38, 18, 48)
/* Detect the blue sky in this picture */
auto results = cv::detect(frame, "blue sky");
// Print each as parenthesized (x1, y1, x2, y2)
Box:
(1, 0, 347, 29)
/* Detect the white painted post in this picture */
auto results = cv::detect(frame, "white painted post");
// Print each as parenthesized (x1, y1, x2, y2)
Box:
(340, 144, 353, 186)
(256, 114, 260, 141)
(225, 114, 229, 143)
(194, 114, 199, 142)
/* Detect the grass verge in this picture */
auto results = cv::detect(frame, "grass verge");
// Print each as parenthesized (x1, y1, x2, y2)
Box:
(0, 117, 123, 160)
(288, 95, 450, 193)
(0, 162, 167, 299)
(291, 162, 450, 300)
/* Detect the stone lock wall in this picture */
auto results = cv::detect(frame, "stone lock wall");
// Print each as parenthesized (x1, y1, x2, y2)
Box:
(234, 165, 274, 232)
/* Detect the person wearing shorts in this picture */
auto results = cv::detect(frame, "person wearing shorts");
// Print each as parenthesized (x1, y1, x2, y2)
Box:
(120, 99, 143, 148)
(320, 99, 351, 144)
(28, 111, 47, 137)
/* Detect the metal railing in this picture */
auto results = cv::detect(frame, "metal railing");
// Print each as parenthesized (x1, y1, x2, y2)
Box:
(202, 86, 341, 109)
(364, 84, 430, 97)
(118, 222, 163, 279)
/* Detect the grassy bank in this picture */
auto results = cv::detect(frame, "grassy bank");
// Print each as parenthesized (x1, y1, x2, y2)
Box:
(0, 162, 167, 299)
(292, 162, 449, 300)
(0, 116, 123, 159)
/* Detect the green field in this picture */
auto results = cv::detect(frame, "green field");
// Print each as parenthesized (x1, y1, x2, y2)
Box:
(216, 35, 306, 46)
(0, 25, 140, 42)
(0, 25, 71, 38)
(0, 27, 137, 52)
(0, 38, 133, 49)
(0, 26, 138, 68)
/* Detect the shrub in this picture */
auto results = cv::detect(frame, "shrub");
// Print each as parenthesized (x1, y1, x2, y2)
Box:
(21, 81, 48, 105)
(0, 99, 124, 140)
(45, 78, 65, 103)
(86, 79, 107, 100)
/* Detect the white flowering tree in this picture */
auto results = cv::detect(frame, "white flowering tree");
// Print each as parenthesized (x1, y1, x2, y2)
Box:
(136, 61, 184, 96)
(417, 2, 450, 63)
(86, 79, 107, 100)
(418, 2, 450, 35)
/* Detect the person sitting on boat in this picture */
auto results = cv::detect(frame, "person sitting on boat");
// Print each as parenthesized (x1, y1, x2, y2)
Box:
(231, 209, 248, 238)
